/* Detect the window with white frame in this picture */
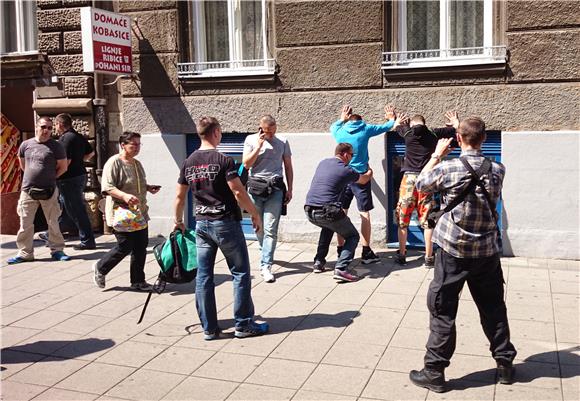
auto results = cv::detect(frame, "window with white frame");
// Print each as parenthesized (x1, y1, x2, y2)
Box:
(178, 0, 275, 78)
(383, 0, 506, 69)
(0, 0, 38, 55)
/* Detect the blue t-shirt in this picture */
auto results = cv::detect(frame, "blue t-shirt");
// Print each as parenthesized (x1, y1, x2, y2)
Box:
(305, 157, 359, 206)
(331, 118, 394, 173)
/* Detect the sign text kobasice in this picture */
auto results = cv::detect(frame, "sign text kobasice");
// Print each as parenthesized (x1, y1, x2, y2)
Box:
(81, 7, 132, 75)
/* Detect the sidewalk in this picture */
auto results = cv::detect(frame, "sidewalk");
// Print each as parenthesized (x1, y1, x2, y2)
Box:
(1, 234, 578, 401)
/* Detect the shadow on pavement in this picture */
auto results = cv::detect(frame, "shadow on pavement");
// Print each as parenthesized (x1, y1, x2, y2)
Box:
(272, 260, 312, 280)
(256, 310, 360, 334)
(178, 310, 360, 339)
(1, 338, 116, 363)
(0, 240, 18, 250)
(448, 346, 580, 389)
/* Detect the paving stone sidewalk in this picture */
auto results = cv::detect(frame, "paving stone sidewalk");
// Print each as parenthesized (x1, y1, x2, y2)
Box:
(1, 234, 578, 401)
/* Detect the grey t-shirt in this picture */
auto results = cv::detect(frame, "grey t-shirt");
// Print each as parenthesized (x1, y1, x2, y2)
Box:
(18, 138, 66, 190)
(243, 134, 292, 179)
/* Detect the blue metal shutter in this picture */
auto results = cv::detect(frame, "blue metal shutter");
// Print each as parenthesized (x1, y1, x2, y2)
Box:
(385, 131, 502, 248)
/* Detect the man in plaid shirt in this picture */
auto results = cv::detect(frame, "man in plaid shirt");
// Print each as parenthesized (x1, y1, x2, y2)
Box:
(408, 117, 517, 393)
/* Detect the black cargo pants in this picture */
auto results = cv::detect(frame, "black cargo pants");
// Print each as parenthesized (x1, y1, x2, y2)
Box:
(424, 248, 517, 370)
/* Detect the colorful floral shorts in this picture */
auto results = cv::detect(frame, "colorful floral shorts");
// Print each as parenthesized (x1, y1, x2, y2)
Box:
(396, 172, 435, 229)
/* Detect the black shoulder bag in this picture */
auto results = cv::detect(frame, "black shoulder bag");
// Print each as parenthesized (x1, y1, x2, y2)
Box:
(427, 157, 493, 228)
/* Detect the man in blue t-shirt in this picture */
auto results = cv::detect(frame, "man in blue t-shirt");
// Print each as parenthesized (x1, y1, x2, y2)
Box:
(331, 104, 396, 264)
(304, 143, 372, 282)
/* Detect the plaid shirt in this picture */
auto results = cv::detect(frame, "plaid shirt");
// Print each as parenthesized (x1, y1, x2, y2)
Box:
(416, 149, 505, 258)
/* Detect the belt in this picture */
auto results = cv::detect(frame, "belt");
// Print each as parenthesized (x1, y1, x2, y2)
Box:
(304, 205, 323, 212)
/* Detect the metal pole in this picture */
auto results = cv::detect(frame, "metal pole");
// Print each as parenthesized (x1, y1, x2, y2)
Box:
(92, 0, 108, 178)
(93, 73, 107, 178)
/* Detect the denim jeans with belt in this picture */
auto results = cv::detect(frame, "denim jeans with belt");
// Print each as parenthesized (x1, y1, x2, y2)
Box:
(305, 207, 360, 270)
(195, 217, 255, 333)
(250, 189, 283, 269)
(57, 174, 96, 247)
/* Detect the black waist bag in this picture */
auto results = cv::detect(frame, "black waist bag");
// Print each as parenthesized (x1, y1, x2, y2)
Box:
(322, 203, 345, 220)
(247, 177, 272, 197)
(27, 187, 55, 200)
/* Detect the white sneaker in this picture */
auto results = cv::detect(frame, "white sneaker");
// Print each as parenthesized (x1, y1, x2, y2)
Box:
(260, 266, 275, 283)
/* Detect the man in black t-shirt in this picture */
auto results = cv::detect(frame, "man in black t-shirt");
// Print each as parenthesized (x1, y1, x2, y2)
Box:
(48, 113, 96, 250)
(304, 143, 372, 282)
(393, 111, 459, 267)
(173, 116, 269, 340)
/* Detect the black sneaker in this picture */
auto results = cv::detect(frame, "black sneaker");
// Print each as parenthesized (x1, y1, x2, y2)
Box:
(424, 256, 435, 268)
(130, 282, 153, 291)
(204, 327, 222, 341)
(73, 243, 97, 250)
(235, 321, 269, 338)
(93, 262, 106, 289)
(337, 246, 343, 259)
(497, 362, 515, 385)
(312, 260, 326, 273)
(409, 368, 446, 393)
(361, 247, 380, 264)
(394, 250, 407, 265)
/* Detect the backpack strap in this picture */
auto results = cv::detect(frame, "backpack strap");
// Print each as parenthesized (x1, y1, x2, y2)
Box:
(430, 157, 492, 225)
(459, 157, 498, 222)
(171, 230, 185, 281)
(137, 234, 176, 325)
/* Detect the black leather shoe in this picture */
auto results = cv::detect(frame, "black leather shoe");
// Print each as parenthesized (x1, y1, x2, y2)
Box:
(497, 363, 515, 384)
(73, 244, 96, 250)
(409, 368, 446, 393)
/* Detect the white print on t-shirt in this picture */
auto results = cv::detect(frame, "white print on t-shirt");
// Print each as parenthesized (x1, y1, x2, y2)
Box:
(185, 164, 220, 183)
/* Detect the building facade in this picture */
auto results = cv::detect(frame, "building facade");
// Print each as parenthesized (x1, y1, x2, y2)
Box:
(2, 0, 578, 259)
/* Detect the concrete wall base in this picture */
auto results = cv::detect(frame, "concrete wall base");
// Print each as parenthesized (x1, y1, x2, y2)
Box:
(502, 131, 579, 260)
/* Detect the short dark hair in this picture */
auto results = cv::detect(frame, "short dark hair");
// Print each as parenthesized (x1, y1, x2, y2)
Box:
(119, 131, 141, 145)
(348, 114, 362, 121)
(36, 116, 52, 125)
(335, 142, 353, 155)
(196, 116, 220, 138)
(55, 113, 73, 129)
(260, 114, 276, 126)
(459, 117, 486, 146)
(411, 115, 425, 125)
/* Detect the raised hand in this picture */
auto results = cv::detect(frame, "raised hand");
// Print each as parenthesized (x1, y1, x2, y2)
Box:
(445, 110, 459, 129)
(340, 105, 353, 122)
(385, 104, 396, 120)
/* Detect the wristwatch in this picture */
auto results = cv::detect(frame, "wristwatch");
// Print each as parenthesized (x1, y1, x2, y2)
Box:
(431, 154, 441, 162)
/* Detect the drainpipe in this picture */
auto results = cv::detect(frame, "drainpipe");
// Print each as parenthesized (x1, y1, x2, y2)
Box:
(92, 0, 110, 234)
(92, 0, 108, 179)
(93, 73, 107, 178)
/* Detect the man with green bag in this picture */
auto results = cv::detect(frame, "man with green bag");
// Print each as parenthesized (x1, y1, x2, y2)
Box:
(173, 116, 269, 341)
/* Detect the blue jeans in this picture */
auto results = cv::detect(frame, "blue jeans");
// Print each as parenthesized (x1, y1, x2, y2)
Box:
(305, 207, 359, 270)
(195, 217, 255, 333)
(250, 189, 283, 269)
(57, 174, 95, 247)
